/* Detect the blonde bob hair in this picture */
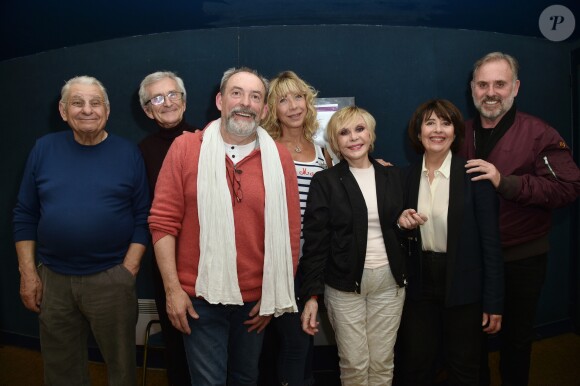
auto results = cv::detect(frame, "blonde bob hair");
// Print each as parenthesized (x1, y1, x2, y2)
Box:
(326, 106, 376, 159)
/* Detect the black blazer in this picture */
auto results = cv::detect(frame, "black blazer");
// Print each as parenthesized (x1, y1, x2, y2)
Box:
(300, 157, 408, 300)
(405, 154, 503, 314)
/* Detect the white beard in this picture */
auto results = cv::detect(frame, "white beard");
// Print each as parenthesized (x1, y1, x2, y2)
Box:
(225, 109, 259, 138)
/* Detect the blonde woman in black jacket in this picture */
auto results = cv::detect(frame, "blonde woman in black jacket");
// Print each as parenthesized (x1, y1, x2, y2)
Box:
(299, 106, 426, 386)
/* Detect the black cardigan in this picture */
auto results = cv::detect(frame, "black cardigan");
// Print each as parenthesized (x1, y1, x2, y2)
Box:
(404, 154, 504, 314)
(299, 157, 408, 299)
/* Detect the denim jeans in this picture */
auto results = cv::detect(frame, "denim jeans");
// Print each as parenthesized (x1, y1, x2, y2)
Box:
(183, 298, 265, 386)
(258, 273, 314, 386)
(268, 310, 313, 386)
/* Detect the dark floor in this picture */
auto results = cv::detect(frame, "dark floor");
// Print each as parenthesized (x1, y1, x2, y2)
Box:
(1, 333, 580, 385)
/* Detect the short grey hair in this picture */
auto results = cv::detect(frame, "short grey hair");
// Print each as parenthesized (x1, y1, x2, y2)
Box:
(472, 52, 519, 82)
(60, 76, 109, 106)
(220, 67, 269, 95)
(138, 71, 187, 107)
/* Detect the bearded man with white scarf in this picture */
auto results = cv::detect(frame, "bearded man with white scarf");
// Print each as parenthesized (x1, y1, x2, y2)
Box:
(149, 67, 301, 385)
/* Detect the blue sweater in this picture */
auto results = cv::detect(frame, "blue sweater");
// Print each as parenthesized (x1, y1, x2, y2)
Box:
(13, 131, 151, 275)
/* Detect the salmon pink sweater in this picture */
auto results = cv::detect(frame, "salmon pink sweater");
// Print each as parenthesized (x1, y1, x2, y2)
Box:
(149, 130, 301, 302)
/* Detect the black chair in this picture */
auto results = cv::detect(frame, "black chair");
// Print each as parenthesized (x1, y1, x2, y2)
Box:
(142, 319, 164, 386)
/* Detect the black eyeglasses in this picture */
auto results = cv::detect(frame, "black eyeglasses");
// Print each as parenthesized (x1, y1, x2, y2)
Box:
(145, 91, 184, 106)
(228, 166, 243, 204)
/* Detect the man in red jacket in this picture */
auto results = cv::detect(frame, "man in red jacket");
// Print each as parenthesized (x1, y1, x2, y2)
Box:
(462, 52, 580, 386)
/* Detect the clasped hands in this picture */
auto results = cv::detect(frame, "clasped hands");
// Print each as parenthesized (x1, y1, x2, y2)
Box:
(397, 209, 428, 230)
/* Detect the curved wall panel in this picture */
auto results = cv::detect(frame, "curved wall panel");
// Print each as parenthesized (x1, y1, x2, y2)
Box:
(0, 25, 575, 339)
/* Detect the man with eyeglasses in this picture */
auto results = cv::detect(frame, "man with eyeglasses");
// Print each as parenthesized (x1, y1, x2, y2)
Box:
(148, 67, 301, 385)
(138, 71, 200, 386)
(139, 71, 200, 195)
(14, 75, 150, 385)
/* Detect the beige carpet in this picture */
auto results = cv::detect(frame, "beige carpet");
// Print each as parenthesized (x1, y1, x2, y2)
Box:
(488, 333, 580, 386)
(1, 333, 579, 385)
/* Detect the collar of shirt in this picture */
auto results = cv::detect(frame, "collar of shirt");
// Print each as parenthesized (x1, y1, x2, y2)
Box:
(421, 151, 452, 179)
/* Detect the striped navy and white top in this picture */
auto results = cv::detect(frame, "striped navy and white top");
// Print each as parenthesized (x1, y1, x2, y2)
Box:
(295, 144, 329, 257)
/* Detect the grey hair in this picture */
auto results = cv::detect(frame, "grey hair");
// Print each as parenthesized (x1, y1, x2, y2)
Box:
(60, 76, 109, 106)
(472, 52, 519, 81)
(219, 67, 269, 95)
(138, 71, 187, 107)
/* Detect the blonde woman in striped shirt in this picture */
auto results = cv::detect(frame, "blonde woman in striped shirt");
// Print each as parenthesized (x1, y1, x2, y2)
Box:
(260, 70, 332, 386)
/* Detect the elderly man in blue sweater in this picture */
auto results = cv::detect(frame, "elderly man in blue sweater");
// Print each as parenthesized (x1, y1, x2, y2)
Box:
(13, 75, 150, 386)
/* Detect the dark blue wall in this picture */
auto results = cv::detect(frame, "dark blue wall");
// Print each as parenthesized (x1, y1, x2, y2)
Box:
(1, 25, 577, 339)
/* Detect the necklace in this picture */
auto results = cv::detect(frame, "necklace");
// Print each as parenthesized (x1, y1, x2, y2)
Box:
(281, 134, 304, 153)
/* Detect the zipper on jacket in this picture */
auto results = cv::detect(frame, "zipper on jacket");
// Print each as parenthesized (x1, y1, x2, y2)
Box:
(543, 156, 557, 179)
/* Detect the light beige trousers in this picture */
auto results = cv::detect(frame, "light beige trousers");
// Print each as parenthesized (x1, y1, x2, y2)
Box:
(325, 265, 405, 386)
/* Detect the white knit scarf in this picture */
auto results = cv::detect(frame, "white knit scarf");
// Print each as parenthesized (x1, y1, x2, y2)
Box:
(196, 119, 297, 316)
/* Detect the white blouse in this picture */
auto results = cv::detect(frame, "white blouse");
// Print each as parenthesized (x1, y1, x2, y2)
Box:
(417, 151, 452, 253)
